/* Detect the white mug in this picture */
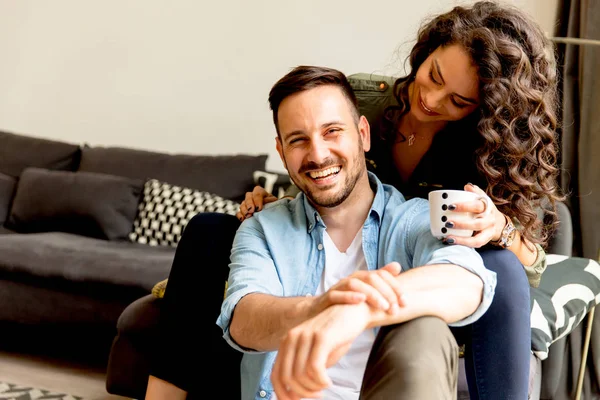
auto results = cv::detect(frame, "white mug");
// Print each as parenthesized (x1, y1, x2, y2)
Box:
(428, 189, 492, 238)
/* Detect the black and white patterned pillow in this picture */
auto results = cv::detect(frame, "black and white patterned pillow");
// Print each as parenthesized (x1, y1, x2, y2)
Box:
(253, 170, 292, 199)
(129, 179, 240, 247)
(530, 255, 600, 360)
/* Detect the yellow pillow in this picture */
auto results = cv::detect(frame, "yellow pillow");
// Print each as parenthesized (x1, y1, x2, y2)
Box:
(151, 279, 228, 300)
(151, 279, 168, 298)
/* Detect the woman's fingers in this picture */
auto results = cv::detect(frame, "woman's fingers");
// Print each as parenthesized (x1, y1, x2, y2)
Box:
(239, 191, 256, 219)
(445, 214, 495, 232)
(457, 184, 494, 215)
(252, 186, 276, 211)
(251, 187, 265, 212)
(444, 230, 494, 248)
(464, 182, 485, 195)
(446, 199, 488, 214)
(238, 186, 279, 220)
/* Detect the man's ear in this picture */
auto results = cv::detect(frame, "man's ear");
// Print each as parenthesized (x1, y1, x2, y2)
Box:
(358, 115, 371, 152)
(275, 136, 287, 170)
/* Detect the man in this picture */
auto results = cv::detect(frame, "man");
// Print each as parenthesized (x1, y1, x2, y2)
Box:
(217, 65, 496, 400)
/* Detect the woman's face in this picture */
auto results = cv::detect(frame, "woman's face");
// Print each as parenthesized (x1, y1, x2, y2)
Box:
(410, 44, 480, 123)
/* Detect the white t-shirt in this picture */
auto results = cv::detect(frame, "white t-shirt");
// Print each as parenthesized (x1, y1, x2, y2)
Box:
(274, 230, 376, 400)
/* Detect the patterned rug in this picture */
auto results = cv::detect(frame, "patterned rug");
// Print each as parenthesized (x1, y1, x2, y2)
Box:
(0, 381, 84, 400)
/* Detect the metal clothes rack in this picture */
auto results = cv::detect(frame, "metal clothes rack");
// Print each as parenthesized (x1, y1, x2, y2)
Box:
(547, 35, 599, 400)
(550, 36, 600, 46)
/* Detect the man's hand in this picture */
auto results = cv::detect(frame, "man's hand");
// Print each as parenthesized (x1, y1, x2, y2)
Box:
(309, 262, 404, 318)
(271, 303, 372, 400)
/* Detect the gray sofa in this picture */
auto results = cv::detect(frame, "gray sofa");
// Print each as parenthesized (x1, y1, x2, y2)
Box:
(0, 129, 269, 364)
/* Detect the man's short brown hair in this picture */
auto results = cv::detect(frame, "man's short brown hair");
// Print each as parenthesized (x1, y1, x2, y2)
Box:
(268, 66, 360, 136)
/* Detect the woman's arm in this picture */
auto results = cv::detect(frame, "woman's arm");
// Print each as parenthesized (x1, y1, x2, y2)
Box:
(496, 217, 538, 266)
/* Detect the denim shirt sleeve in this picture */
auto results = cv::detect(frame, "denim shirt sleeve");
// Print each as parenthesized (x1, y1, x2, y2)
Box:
(216, 216, 284, 353)
(408, 202, 497, 327)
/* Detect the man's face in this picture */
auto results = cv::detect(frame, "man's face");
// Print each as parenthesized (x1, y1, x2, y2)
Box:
(276, 85, 370, 209)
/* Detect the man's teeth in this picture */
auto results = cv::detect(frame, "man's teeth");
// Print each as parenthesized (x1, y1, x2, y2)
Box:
(309, 167, 341, 179)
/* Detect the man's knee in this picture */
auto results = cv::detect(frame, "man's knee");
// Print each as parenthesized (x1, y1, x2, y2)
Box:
(381, 316, 458, 369)
(361, 317, 459, 399)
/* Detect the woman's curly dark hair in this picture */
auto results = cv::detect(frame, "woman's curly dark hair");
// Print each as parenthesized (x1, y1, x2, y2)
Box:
(388, 0, 563, 246)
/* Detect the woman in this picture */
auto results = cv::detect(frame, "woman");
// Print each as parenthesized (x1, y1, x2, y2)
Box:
(147, 1, 562, 399)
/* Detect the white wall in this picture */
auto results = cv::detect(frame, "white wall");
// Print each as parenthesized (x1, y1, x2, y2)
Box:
(0, 0, 558, 172)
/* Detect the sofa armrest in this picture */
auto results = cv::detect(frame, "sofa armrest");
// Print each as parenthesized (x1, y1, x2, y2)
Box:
(546, 201, 573, 257)
(116, 294, 162, 334)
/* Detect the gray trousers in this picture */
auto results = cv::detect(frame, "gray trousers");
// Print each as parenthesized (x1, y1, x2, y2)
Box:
(360, 316, 459, 400)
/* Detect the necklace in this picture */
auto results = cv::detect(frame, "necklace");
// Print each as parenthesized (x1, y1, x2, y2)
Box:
(403, 131, 432, 146)
(408, 133, 416, 146)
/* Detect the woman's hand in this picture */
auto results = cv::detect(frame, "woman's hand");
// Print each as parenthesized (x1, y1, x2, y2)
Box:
(442, 183, 506, 248)
(236, 185, 279, 221)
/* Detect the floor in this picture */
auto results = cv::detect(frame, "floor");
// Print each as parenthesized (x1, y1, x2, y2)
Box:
(0, 349, 131, 400)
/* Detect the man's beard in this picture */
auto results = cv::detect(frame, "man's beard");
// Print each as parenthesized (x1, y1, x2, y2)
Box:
(290, 149, 366, 209)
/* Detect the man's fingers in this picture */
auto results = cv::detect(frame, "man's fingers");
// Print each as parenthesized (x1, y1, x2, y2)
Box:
(380, 261, 402, 276)
(326, 342, 352, 368)
(308, 334, 334, 389)
(271, 357, 288, 400)
(292, 333, 327, 396)
(346, 278, 391, 310)
(329, 269, 403, 311)
(360, 272, 400, 311)
(327, 290, 366, 305)
(374, 269, 404, 311)
(278, 334, 317, 399)
(272, 349, 302, 400)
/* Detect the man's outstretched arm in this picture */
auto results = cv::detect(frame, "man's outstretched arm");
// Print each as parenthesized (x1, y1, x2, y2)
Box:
(367, 262, 484, 327)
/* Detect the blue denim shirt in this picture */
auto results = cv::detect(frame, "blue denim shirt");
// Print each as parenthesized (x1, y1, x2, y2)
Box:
(217, 172, 496, 400)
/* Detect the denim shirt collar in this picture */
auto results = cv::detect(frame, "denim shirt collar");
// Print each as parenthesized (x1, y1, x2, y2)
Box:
(302, 171, 385, 233)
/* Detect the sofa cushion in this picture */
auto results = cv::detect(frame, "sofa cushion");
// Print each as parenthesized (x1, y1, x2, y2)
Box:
(0, 232, 174, 292)
(0, 173, 17, 226)
(0, 130, 81, 177)
(530, 255, 600, 360)
(78, 145, 268, 202)
(7, 168, 143, 241)
(129, 179, 240, 247)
